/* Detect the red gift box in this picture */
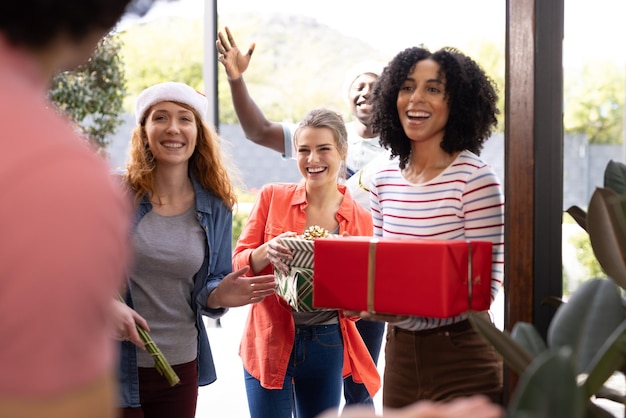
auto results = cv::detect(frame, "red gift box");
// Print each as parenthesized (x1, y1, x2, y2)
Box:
(313, 237, 493, 318)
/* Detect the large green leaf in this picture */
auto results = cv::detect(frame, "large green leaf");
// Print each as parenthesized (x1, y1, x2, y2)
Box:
(508, 347, 585, 418)
(566, 205, 588, 232)
(547, 279, 625, 373)
(511, 322, 547, 357)
(468, 312, 533, 375)
(587, 188, 626, 288)
(604, 160, 626, 195)
(582, 319, 626, 398)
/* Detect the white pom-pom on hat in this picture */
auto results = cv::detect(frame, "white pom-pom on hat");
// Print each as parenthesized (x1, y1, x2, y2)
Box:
(135, 81, 208, 125)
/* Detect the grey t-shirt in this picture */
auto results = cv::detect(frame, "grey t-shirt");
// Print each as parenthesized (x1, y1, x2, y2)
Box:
(131, 206, 205, 367)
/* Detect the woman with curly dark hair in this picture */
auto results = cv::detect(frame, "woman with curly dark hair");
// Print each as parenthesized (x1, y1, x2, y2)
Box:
(371, 46, 499, 170)
(355, 46, 505, 408)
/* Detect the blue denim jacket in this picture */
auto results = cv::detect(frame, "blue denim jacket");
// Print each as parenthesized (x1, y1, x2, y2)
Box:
(118, 175, 231, 408)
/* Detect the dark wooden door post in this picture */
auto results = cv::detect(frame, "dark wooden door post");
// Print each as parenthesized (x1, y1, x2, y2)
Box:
(504, 0, 564, 402)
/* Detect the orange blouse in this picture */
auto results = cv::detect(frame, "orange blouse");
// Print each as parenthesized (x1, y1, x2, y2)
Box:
(232, 181, 380, 397)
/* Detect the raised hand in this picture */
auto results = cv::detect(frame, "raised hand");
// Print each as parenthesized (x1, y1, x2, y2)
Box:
(216, 26, 255, 81)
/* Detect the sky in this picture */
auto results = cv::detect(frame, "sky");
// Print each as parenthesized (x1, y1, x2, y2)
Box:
(213, 0, 625, 68)
(218, 0, 505, 54)
(123, 0, 626, 68)
(125, 0, 626, 69)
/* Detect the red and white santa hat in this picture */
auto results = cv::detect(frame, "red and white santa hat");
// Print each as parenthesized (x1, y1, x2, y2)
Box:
(135, 81, 208, 125)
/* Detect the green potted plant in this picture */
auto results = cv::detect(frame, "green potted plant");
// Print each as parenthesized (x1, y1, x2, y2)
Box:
(470, 160, 626, 418)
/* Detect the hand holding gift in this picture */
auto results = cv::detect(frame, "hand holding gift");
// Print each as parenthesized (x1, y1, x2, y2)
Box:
(267, 231, 297, 276)
(343, 310, 410, 324)
(273, 226, 335, 312)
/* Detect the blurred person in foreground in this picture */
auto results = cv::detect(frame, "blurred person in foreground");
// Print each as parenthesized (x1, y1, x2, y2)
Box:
(0, 1, 155, 417)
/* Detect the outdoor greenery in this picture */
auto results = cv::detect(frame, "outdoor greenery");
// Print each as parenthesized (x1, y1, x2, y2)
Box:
(49, 33, 127, 150)
(46, 11, 624, 152)
(471, 160, 626, 418)
(119, 13, 380, 126)
(119, 18, 204, 110)
(116, 12, 624, 145)
(568, 230, 606, 280)
(232, 210, 248, 249)
(565, 61, 626, 144)
(231, 189, 257, 248)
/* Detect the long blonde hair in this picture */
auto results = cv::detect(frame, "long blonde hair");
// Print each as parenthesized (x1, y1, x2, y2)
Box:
(124, 102, 239, 209)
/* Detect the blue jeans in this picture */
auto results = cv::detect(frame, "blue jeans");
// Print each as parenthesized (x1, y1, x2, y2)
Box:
(244, 324, 344, 418)
(343, 319, 385, 407)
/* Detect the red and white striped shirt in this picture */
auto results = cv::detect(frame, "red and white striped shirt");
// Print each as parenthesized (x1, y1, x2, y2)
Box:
(370, 150, 504, 330)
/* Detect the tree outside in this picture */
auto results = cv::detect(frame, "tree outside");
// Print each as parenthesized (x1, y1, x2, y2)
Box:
(564, 61, 625, 144)
(118, 17, 204, 113)
(48, 32, 127, 151)
(45, 8, 625, 155)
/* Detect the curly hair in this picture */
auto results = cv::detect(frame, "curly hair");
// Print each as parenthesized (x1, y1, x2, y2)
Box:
(124, 102, 239, 210)
(0, 0, 152, 48)
(371, 46, 499, 169)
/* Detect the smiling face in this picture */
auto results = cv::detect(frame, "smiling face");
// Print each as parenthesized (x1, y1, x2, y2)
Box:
(143, 101, 198, 168)
(396, 58, 450, 145)
(295, 126, 344, 188)
(348, 72, 378, 125)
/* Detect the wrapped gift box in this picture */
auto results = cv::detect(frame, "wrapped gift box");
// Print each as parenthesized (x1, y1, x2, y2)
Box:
(275, 266, 317, 312)
(281, 237, 315, 269)
(274, 236, 335, 312)
(313, 237, 493, 318)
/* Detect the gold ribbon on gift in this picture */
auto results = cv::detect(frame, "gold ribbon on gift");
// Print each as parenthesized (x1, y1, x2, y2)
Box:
(367, 238, 379, 312)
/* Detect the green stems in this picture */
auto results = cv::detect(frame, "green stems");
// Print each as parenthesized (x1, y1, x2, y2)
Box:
(117, 295, 180, 386)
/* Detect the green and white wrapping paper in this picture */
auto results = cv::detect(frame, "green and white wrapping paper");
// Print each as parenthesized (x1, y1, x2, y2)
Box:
(274, 237, 332, 312)
(275, 267, 317, 312)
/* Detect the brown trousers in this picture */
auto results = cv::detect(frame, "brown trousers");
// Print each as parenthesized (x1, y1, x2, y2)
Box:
(383, 318, 503, 409)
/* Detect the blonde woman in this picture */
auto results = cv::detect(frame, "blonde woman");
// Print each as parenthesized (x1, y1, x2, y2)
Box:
(233, 108, 379, 418)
